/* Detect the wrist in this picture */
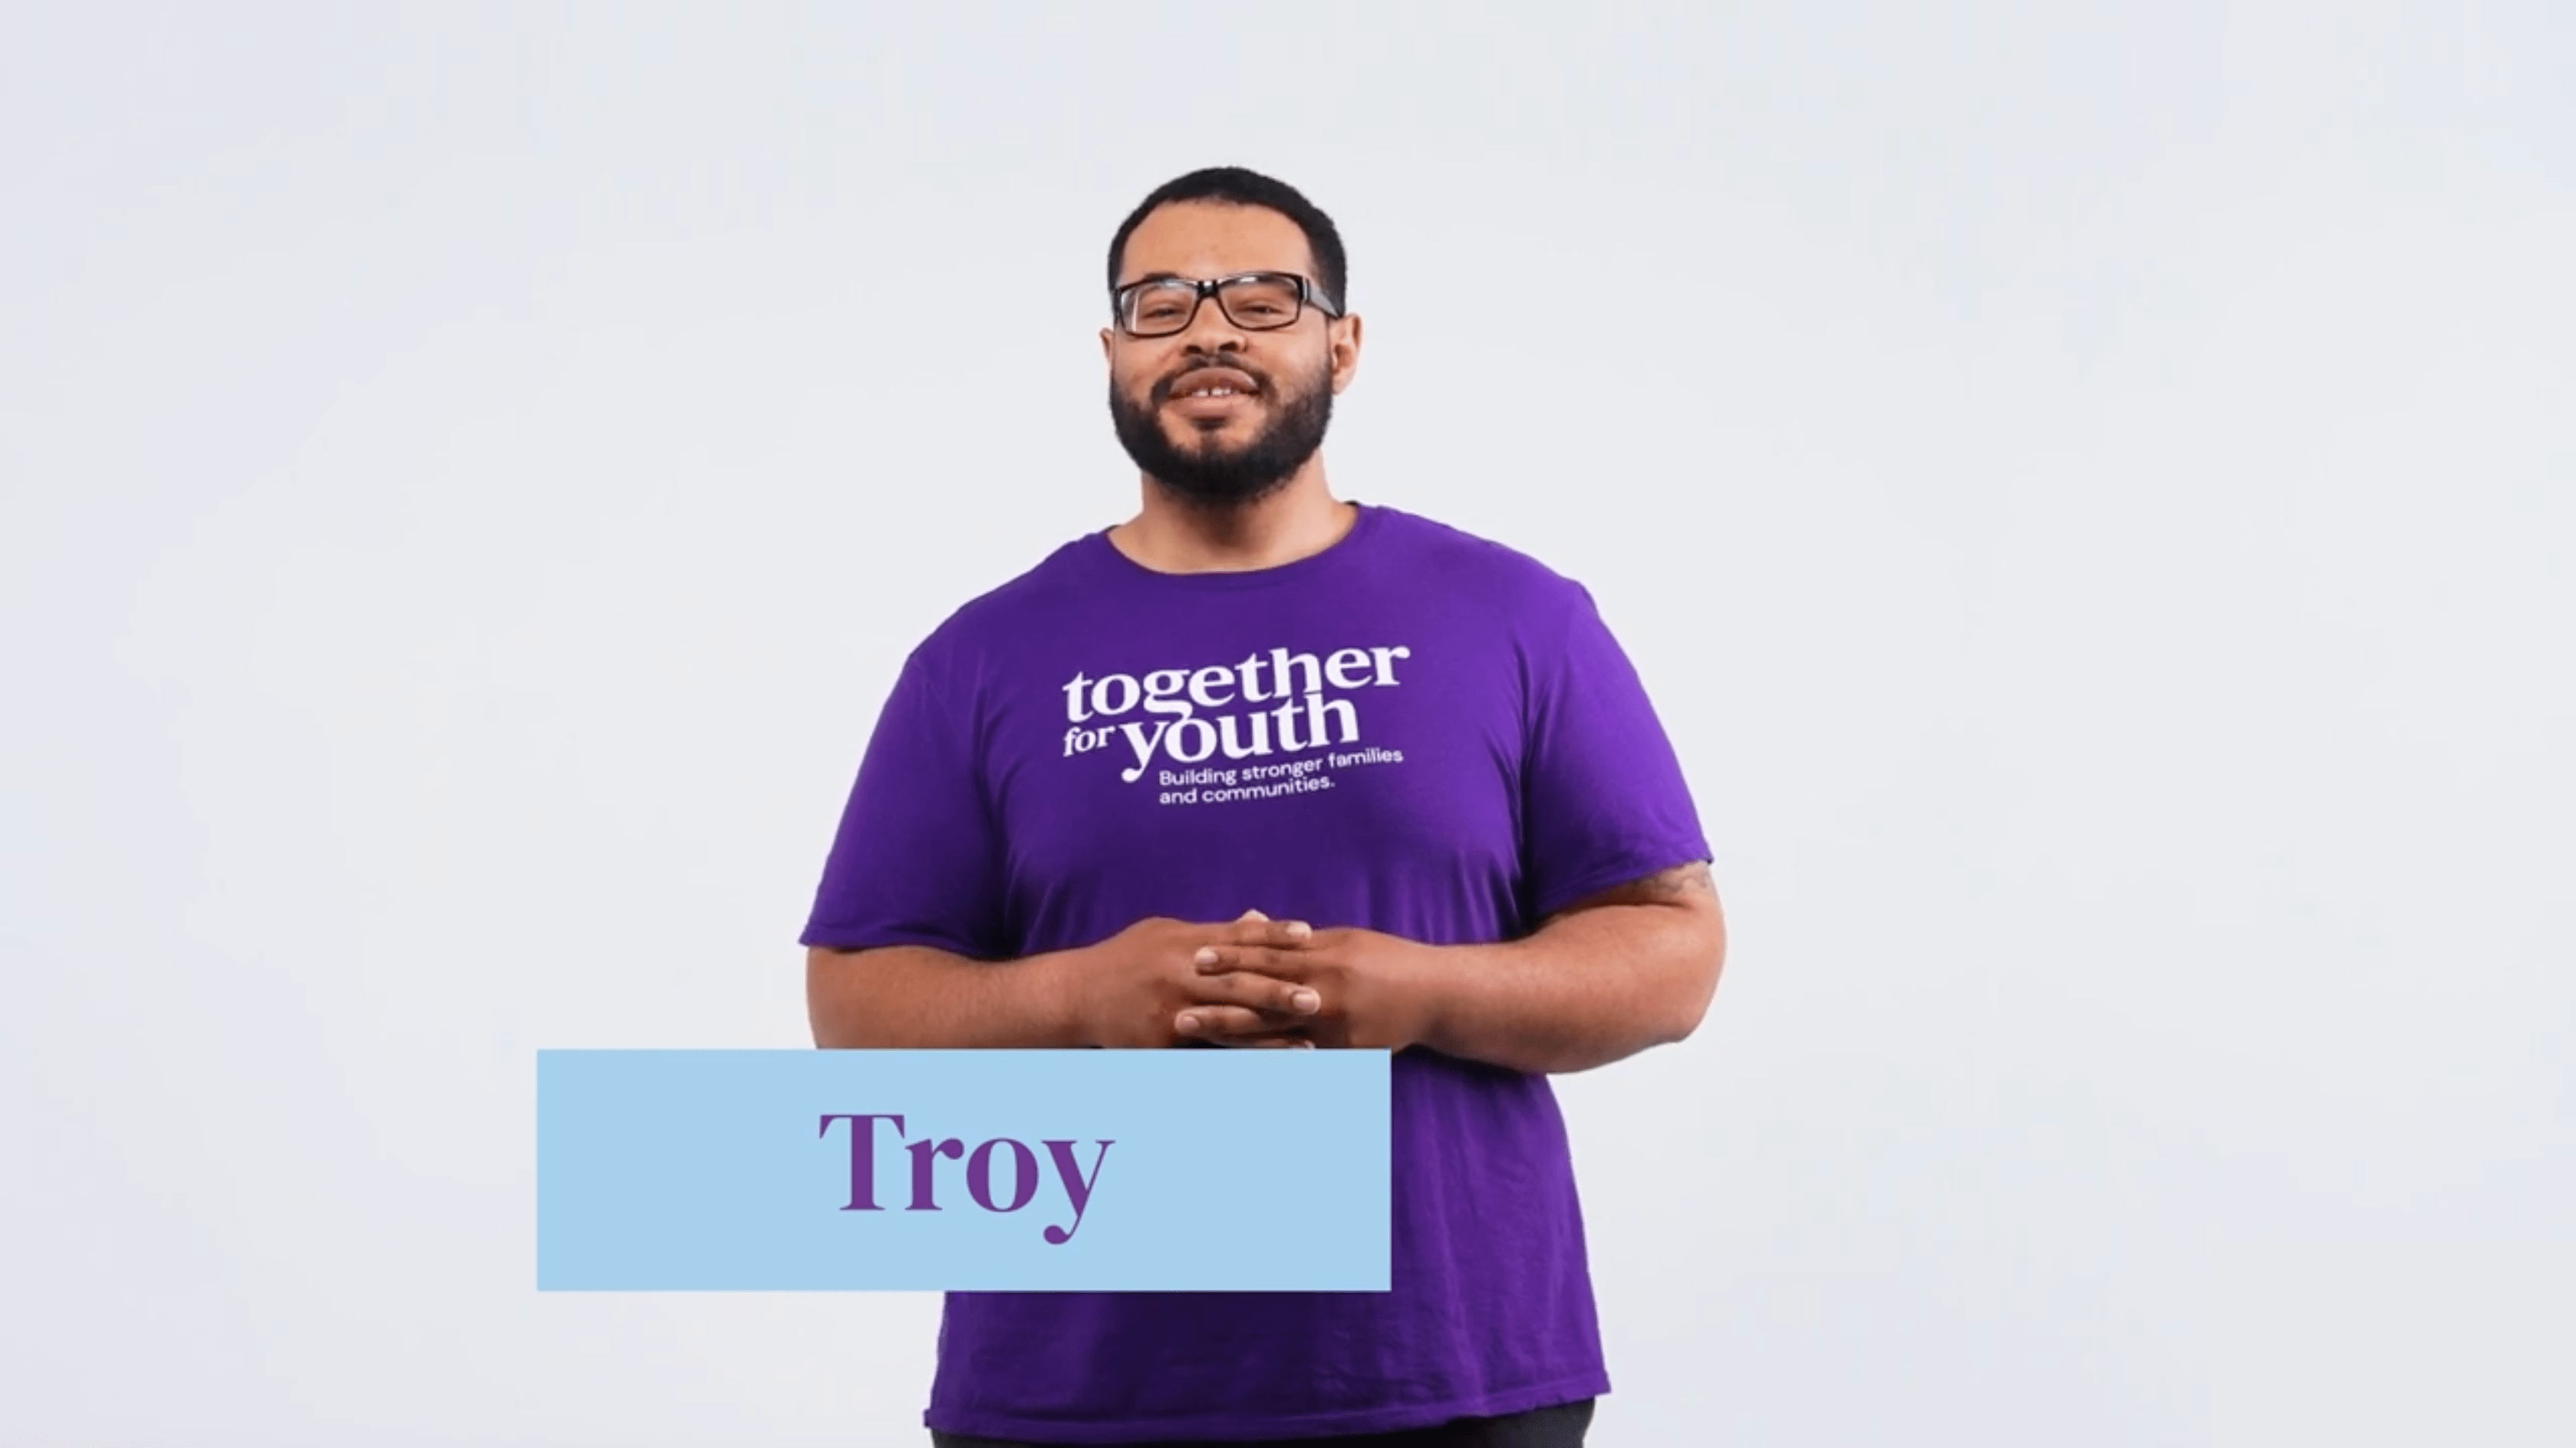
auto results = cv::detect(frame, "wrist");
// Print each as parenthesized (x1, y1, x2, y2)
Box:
(1385, 935, 1454, 1054)
(1023, 945, 1096, 1048)
(1397, 935, 1521, 1058)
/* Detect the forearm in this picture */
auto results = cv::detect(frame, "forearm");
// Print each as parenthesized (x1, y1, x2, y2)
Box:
(806, 944, 1086, 1049)
(1412, 901, 1724, 1075)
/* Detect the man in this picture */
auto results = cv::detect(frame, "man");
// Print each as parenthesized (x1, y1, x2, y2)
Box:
(801, 167, 1724, 1446)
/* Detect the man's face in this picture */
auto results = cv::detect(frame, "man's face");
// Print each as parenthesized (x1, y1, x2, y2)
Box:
(1103, 201, 1359, 507)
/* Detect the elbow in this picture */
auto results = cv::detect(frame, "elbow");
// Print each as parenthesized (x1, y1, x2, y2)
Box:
(1649, 995, 1711, 1053)
(809, 1000, 891, 1051)
(805, 947, 884, 1049)
(1550, 955, 1722, 1075)
(1550, 912, 1726, 1072)
(808, 1003, 866, 1050)
(811, 1015, 869, 1051)
(1659, 925, 1728, 1047)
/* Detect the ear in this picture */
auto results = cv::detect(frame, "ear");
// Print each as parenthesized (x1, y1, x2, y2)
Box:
(1329, 313, 1364, 394)
(1099, 326, 1115, 364)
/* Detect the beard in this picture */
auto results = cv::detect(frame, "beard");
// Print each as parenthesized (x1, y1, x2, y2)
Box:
(1108, 358, 1334, 508)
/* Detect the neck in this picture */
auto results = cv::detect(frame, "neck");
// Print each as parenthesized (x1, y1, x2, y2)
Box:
(1110, 460, 1355, 575)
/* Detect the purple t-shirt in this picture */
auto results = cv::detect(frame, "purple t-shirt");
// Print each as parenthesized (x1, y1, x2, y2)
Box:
(800, 502, 1709, 1443)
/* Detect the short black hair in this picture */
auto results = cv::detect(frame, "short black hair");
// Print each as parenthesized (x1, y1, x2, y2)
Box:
(1105, 167, 1348, 310)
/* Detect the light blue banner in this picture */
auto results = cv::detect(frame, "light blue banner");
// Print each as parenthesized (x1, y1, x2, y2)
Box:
(536, 1048, 1391, 1291)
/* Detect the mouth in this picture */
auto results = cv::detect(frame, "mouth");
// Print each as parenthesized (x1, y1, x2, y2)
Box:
(1164, 367, 1262, 419)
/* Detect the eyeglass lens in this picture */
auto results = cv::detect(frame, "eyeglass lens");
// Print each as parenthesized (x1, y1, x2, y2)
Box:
(1123, 275, 1306, 335)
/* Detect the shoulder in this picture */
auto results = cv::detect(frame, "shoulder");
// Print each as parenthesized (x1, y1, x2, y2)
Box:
(897, 535, 1100, 696)
(1370, 508, 1642, 696)
(1365, 504, 1597, 618)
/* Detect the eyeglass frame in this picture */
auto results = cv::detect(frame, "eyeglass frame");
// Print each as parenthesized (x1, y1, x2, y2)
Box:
(1109, 271, 1345, 338)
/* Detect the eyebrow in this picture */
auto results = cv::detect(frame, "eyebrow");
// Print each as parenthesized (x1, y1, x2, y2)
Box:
(1117, 269, 1293, 288)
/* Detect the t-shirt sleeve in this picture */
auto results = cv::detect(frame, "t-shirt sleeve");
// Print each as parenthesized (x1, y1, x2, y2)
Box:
(798, 646, 1008, 958)
(1518, 579, 1713, 924)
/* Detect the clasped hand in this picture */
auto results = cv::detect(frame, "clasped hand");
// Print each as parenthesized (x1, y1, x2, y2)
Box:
(1079, 910, 1427, 1051)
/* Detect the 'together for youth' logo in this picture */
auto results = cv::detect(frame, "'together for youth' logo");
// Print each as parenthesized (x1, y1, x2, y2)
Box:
(1062, 645, 1412, 783)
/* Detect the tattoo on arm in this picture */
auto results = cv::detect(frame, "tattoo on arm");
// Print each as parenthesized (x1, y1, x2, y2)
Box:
(1545, 859, 1716, 923)
(1629, 861, 1715, 901)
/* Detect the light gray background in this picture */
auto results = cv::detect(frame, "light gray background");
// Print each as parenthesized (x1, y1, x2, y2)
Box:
(4, 2, 2570, 1444)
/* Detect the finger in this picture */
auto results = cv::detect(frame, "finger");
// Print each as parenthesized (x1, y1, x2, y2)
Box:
(1224, 915, 1313, 947)
(1188, 968, 1322, 1018)
(1194, 944, 1313, 981)
(1177, 1006, 1313, 1047)
(1186, 1013, 1316, 1049)
(1184, 942, 1319, 974)
(1174, 1004, 1284, 1038)
(1212, 1031, 1316, 1049)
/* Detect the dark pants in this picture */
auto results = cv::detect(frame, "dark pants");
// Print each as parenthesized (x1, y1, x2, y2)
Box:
(930, 1397, 1594, 1447)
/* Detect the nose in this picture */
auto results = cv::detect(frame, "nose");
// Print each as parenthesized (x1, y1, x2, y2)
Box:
(1177, 291, 1250, 354)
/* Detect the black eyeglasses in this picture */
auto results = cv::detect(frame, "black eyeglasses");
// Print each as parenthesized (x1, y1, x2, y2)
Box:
(1112, 272, 1342, 338)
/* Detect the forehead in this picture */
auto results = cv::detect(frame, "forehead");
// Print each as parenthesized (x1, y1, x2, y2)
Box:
(1117, 201, 1315, 285)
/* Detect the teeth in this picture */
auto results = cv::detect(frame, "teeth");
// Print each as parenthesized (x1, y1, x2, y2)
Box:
(1181, 385, 1244, 397)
